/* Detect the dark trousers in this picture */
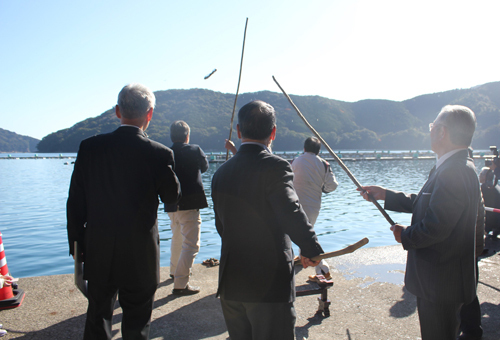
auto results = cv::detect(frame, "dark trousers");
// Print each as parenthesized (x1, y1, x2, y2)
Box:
(459, 259, 482, 336)
(220, 298, 296, 340)
(417, 296, 463, 340)
(84, 281, 158, 340)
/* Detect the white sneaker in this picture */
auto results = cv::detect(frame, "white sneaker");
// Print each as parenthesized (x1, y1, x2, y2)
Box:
(0, 329, 7, 337)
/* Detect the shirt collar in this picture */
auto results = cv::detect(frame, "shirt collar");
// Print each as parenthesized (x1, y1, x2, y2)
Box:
(120, 124, 141, 130)
(435, 148, 467, 169)
(241, 141, 271, 153)
(119, 124, 147, 137)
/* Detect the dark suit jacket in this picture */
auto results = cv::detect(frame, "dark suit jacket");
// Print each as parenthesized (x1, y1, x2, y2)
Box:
(481, 182, 500, 233)
(385, 149, 480, 304)
(165, 142, 209, 212)
(211, 143, 324, 303)
(67, 126, 180, 286)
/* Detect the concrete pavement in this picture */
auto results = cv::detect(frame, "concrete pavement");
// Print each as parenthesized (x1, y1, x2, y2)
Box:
(1, 237, 499, 339)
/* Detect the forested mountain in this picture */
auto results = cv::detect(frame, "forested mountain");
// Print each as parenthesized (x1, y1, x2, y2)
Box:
(37, 82, 500, 152)
(0, 128, 39, 152)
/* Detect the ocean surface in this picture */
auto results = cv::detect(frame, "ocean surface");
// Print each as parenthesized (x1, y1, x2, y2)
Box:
(0, 152, 486, 278)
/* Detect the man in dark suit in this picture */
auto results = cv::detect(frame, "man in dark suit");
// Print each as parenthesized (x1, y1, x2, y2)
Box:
(67, 83, 181, 340)
(359, 105, 480, 340)
(211, 100, 324, 340)
(165, 120, 209, 295)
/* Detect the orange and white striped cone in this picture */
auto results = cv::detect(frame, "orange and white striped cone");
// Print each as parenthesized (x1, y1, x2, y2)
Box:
(0, 232, 25, 309)
(0, 233, 14, 301)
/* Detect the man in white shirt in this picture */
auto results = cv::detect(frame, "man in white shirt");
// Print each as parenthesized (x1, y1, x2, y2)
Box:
(292, 137, 338, 281)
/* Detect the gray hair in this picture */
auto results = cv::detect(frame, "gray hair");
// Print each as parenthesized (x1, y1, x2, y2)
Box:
(437, 105, 476, 146)
(117, 83, 156, 119)
(170, 120, 190, 143)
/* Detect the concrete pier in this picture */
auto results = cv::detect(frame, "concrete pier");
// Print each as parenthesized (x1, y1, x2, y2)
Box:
(2, 238, 500, 339)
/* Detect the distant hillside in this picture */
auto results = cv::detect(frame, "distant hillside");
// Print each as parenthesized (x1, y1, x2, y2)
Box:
(37, 82, 500, 152)
(0, 128, 39, 153)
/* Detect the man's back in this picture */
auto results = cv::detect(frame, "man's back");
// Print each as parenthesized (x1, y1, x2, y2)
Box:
(212, 144, 323, 303)
(165, 142, 208, 211)
(292, 152, 337, 214)
(67, 126, 179, 284)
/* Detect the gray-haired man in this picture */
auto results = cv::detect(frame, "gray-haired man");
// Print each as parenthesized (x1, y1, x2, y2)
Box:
(360, 105, 480, 340)
(67, 83, 180, 339)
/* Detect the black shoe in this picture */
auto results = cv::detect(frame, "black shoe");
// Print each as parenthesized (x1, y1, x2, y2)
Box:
(172, 284, 200, 296)
(169, 274, 174, 279)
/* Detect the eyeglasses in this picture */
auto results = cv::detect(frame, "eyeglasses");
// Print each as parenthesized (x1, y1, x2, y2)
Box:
(429, 122, 446, 131)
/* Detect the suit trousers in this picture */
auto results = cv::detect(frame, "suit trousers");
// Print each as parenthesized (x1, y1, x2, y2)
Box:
(416, 296, 463, 340)
(300, 206, 330, 276)
(220, 298, 296, 340)
(84, 281, 157, 340)
(168, 209, 201, 289)
(459, 259, 482, 337)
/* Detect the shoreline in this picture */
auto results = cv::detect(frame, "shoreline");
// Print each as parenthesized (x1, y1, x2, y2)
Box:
(2, 239, 500, 339)
(1, 151, 495, 163)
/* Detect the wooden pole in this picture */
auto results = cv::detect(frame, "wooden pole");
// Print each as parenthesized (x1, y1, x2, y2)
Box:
(272, 76, 396, 226)
(226, 18, 249, 161)
(311, 238, 369, 261)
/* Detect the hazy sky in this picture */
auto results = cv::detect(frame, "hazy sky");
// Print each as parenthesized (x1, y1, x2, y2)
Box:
(2, 0, 499, 139)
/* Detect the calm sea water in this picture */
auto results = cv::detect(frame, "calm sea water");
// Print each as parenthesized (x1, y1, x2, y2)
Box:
(0, 153, 485, 278)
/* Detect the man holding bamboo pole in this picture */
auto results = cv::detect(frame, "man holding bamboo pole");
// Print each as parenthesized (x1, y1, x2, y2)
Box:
(212, 100, 323, 340)
(359, 105, 480, 340)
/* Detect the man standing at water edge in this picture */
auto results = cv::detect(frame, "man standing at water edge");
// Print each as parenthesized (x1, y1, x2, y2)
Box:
(67, 83, 180, 340)
(165, 120, 208, 295)
(292, 136, 338, 282)
(359, 105, 480, 340)
(212, 100, 324, 340)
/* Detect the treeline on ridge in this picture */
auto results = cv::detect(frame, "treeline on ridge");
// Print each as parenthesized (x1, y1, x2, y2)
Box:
(0, 128, 39, 153)
(37, 82, 500, 153)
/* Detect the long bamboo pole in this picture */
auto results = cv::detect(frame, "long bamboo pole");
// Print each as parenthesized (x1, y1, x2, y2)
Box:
(272, 76, 396, 226)
(226, 18, 249, 161)
(311, 238, 369, 261)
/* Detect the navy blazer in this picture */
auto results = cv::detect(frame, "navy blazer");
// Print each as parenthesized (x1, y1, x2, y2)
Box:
(165, 142, 209, 212)
(385, 149, 480, 304)
(211, 144, 323, 303)
(67, 126, 180, 286)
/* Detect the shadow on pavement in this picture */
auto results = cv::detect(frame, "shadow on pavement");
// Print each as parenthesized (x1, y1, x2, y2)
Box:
(389, 286, 417, 318)
(150, 293, 227, 340)
(6, 314, 88, 339)
(295, 312, 326, 339)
